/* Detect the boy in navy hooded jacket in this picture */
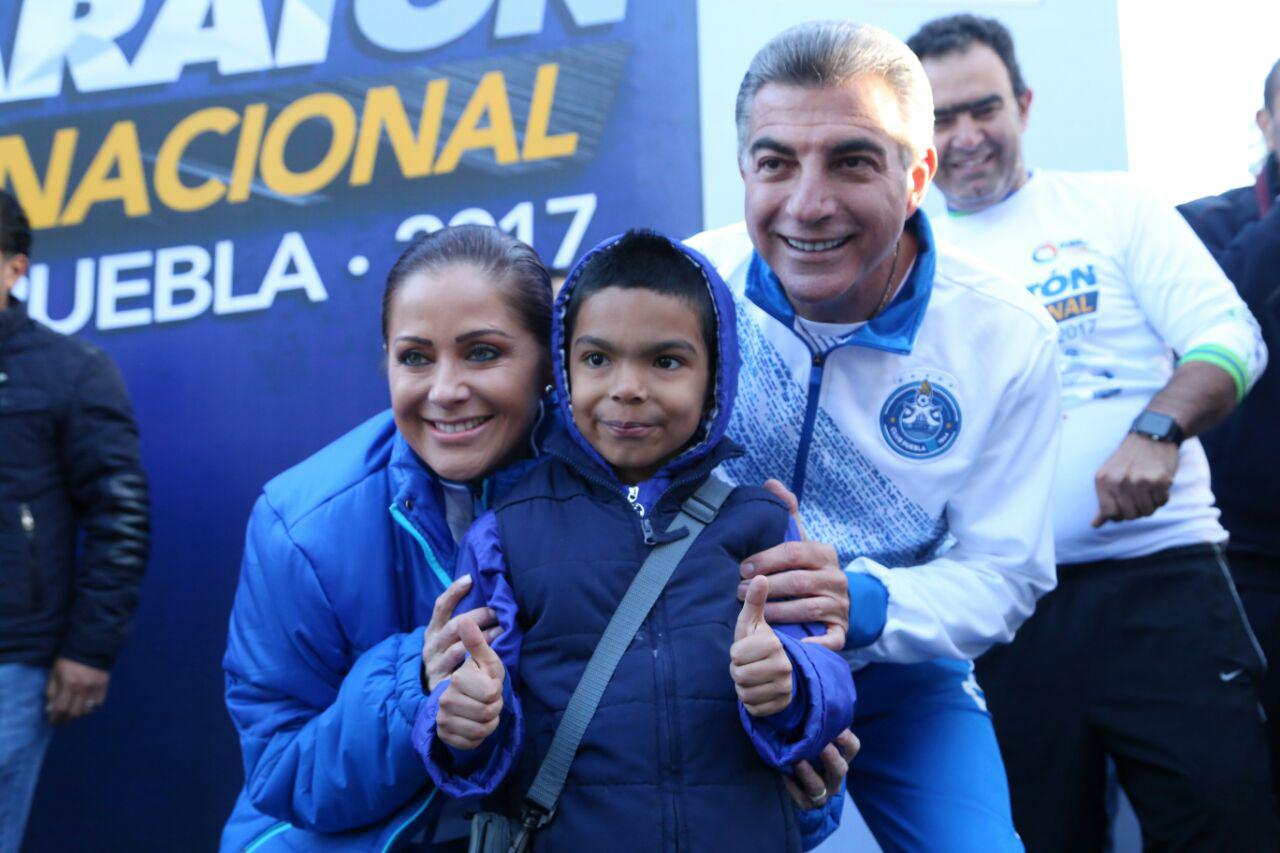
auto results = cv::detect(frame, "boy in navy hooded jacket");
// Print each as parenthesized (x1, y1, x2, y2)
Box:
(412, 231, 856, 852)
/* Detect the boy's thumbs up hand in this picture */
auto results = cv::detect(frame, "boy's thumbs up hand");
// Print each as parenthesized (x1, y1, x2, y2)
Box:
(436, 616, 506, 750)
(735, 574, 770, 641)
(460, 616, 505, 679)
(731, 576, 794, 718)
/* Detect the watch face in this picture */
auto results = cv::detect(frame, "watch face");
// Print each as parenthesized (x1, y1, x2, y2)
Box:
(1132, 411, 1181, 442)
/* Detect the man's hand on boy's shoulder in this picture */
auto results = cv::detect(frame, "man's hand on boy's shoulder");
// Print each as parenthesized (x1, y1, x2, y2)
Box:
(731, 576, 794, 717)
(738, 480, 850, 651)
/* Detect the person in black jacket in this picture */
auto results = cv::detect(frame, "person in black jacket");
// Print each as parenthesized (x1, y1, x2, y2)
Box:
(0, 190, 150, 853)
(1179, 57, 1280, 817)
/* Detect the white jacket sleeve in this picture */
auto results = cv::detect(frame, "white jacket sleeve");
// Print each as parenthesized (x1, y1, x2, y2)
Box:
(845, 331, 1062, 664)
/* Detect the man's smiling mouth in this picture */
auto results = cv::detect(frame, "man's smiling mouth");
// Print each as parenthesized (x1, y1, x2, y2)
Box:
(946, 150, 995, 171)
(781, 236, 852, 252)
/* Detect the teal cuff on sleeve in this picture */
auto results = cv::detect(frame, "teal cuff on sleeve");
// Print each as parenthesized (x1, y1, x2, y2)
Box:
(1179, 344, 1249, 402)
(843, 571, 889, 650)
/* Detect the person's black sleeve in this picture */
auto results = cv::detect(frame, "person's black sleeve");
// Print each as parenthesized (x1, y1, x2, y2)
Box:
(1218, 201, 1280, 318)
(1179, 196, 1239, 258)
(57, 347, 151, 669)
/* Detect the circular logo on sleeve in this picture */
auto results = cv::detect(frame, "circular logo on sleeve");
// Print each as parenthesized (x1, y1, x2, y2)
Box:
(880, 376, 962, 460)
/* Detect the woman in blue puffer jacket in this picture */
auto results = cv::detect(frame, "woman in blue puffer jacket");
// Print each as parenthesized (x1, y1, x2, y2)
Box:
(219, 226, 557, 852)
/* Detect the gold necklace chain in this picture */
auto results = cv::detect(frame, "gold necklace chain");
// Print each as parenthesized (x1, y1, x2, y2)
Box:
(870, 239, 902, 319)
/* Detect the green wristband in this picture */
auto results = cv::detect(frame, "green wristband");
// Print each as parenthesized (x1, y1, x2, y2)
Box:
(1179, 344, 1248, 402)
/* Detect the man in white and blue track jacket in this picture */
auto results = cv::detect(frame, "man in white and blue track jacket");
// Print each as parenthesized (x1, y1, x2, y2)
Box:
(687, 21, 1061, 851)
(911, 13, 1276, 851)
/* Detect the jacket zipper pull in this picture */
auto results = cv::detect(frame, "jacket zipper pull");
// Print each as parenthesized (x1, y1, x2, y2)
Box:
(626, 485, 655, 543)
(19, 503, 34, 539)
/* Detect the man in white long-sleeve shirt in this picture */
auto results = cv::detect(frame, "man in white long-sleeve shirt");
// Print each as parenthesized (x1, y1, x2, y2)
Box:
(688, 20, 1062, 850)
(910, 13, 1275, 851)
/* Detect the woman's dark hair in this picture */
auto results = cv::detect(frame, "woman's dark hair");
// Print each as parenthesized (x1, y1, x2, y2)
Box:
(0, 190, 32, 258)
(382, 225, 552, 352)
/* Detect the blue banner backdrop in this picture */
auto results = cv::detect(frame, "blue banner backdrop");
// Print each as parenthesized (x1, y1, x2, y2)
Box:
(1, 1, 702, 847)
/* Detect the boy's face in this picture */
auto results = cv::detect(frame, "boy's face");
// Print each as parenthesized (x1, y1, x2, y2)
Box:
(568, 286, 711, 485)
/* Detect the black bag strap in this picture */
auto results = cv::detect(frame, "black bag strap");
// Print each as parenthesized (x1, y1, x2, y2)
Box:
(512, 474, 735, 845)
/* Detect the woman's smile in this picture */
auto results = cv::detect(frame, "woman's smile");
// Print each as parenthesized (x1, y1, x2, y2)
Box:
(428, 415, 494, 437)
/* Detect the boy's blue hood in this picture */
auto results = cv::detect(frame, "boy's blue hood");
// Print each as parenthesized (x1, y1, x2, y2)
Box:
(550, 232, 740, 484)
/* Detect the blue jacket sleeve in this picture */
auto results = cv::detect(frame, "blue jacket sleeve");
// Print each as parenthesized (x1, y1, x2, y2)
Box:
(739, 517, 857, 768)
(413, 511, 525, 798)
(222, 495, 431, 833)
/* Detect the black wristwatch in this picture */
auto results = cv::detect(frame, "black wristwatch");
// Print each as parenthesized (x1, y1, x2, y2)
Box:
(1129, 410, 1185, 445)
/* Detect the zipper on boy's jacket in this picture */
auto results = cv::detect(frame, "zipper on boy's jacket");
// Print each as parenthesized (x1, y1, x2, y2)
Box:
(655, 592, 683, 845)
(20, 503, 43, 608)
(625, 486, 658, 544)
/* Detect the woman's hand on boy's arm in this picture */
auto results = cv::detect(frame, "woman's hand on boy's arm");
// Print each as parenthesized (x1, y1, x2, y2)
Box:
(731, 576, 795, 717)
(422, 574, 503, 692)
(436, 617, 506, 750)
(738, 480, 850, 651)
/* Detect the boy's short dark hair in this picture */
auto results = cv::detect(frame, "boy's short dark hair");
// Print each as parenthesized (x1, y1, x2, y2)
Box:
(0, 190, 32, 258)
(564, 230, 718, 373)
(907, 14, 1028, 101)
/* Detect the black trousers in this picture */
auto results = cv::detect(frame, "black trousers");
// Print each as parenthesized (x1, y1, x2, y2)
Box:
(1231, 550, 1280, 820)
(976, 544, 1277, 852)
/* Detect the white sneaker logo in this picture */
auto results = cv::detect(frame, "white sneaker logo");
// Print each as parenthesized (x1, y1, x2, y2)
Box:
(1219, 669, 1244, 682)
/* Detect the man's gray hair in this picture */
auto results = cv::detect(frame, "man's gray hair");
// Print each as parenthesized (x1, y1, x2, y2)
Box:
(735, 20, 934, 164)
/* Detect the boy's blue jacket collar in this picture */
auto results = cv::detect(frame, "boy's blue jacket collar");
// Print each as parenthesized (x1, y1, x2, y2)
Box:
(551, 232, 742, 493)
(745, 209, 937, 355)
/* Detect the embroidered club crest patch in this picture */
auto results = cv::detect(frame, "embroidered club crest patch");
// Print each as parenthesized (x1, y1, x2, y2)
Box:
(880, 377, 962, 460)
